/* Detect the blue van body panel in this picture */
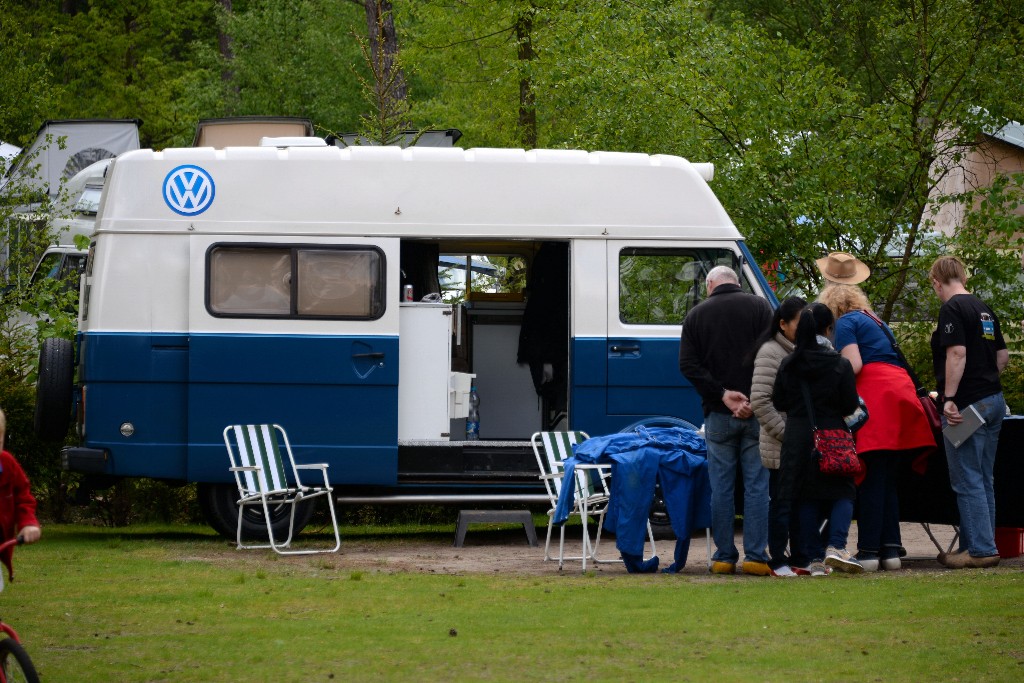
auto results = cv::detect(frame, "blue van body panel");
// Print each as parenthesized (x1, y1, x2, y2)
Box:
(79, 331, 399, 485)
(571, 337, 704, 435)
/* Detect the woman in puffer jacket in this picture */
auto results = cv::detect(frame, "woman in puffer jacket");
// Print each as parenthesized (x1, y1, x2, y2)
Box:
(750, 296, 806, 576)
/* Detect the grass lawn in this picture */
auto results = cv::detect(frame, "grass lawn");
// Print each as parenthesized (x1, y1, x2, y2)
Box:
(3, 524, 1023, 682)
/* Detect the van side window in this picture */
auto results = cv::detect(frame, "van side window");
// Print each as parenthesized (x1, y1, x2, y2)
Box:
(438, 252, 528, 303)
(207, 245, 384, 319)
(618, 247, 746, 324)
(297, 249, 381, 317)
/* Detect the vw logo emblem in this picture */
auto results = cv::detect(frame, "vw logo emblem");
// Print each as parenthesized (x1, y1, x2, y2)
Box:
(163, 164, 216, 216)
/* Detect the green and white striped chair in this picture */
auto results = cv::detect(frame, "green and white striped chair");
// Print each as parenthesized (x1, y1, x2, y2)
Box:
(223, 424, 341, 555)
(532, 431, 611, 570)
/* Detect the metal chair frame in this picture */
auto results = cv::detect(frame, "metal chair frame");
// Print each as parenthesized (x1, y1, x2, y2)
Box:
(223, 424, 341, 555)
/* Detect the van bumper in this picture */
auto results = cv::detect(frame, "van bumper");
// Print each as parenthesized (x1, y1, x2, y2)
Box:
(61, 446, 109, 474)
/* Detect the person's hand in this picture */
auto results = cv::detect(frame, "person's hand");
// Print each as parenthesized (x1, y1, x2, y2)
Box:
(723, 390, 753, 419)
(943, 400, 962, 425)
(17, 525, 41, 544)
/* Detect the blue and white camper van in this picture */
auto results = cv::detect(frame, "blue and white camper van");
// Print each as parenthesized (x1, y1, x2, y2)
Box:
(42, 142, 778, 537)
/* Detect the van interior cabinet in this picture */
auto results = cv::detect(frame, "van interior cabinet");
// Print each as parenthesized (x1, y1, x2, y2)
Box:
(468, 304, 542, 439)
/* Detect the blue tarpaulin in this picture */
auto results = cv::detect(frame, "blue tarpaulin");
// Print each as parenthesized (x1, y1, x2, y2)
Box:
(554, 427, 711, 572)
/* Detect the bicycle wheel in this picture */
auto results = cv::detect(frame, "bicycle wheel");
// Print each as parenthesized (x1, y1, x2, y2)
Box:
(0, 637, 40, 683)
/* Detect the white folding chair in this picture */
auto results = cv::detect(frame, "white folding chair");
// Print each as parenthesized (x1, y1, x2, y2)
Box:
(532, 432, 602, 573)
(223, 424, 341, 555)
(532, 431, 657, 570)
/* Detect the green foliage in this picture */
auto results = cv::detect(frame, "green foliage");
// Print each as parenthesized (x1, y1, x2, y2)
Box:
(0, 2, 61, 145)
(209, 0, 368, 135)
(347, 6, 416, 146)
(0, 375, 65, 515)
(87, 480, 202, 527)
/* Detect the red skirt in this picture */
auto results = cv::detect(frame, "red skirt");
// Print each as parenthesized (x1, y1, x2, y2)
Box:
(855, 362, 936, 455)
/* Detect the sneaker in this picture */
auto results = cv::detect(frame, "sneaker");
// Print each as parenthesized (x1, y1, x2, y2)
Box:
(710, 561, 736, 575)
(742, 561, 771, 576)
(855, 551, 880, 572)
(770, 565, 798, 577)
(879, 549, 902, 571)
(805, 561, 831, 577)
(825, 546, 864, 574)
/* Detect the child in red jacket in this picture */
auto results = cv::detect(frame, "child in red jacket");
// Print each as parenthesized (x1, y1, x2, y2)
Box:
(1, 408, 41, 581)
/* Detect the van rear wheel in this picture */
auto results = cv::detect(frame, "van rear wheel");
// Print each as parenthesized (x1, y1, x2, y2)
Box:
(34, 337, 75, 442)
(198, 482, 316, 541)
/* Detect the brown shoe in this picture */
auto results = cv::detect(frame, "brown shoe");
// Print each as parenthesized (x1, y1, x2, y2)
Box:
(941, 550, 971, 568)
(967, 554, 1000, 568)
(741, 560, 771, 576)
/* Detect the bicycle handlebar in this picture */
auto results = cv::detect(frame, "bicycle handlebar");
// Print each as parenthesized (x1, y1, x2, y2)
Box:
(0, 536, 25, 553)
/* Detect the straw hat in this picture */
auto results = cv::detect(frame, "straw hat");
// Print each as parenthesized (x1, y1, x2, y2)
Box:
(816, 252, 870, 284)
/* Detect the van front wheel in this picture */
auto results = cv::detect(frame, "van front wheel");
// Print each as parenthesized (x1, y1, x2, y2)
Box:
(34, 337, 75, 442)
(198, 482, 316, 541)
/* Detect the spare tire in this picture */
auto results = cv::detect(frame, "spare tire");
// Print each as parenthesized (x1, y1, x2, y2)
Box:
(34, 337, 75, 442)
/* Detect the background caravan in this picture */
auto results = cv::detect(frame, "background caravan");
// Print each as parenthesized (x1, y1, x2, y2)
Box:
(39, 144, 778, 538)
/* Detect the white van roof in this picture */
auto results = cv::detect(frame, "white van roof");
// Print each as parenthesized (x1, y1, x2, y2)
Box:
(97, 146, 743, 241)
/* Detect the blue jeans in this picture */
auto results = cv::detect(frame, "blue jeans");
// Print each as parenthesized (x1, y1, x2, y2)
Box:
(705, 411, 769, 563)
(796, 497, 854, 562)
(943, 392, 1004, 557)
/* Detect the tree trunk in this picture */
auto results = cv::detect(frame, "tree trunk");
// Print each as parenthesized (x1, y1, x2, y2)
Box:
(515, 6, 537, 149)
(364, 0, 408, 103)
(219, 0, 236, 86)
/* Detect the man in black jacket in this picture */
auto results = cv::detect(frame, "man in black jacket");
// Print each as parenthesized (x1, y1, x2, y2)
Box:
(679, 265, 773, 575)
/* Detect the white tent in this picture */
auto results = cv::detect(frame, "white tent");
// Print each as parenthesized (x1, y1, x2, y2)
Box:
(0, 141, 21, 166)
(0, 119, 140, 198)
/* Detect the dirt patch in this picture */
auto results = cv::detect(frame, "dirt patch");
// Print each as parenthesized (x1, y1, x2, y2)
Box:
(202, 521, 1022, 577)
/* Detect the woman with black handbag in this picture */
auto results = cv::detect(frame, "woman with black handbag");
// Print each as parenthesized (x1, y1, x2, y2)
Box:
(773, 303, 864, 575)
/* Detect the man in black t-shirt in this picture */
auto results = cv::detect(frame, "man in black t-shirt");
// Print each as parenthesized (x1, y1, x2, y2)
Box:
(929, 256, 1009, 569)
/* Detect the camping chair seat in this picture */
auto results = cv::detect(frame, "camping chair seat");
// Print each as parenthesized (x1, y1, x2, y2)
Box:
(223, 424, 341, 555)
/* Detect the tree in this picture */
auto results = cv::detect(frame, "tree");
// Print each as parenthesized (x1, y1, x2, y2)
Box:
(401, 1, 1023, 331)
(198, 0, 367, 135)
(348, 4, 415, 145)
(705, 0, 1024, 323)
(0, 1, 61, 145)
(400, 1, 565, 148)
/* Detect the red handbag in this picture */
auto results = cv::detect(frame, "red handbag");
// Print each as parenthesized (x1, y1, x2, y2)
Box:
(918, 392, 942, 434)
(813, 428, 864, 477)
(801, 381, 864, 478)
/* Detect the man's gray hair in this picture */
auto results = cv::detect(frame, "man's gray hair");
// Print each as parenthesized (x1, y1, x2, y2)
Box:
(706, 265, 739, 286)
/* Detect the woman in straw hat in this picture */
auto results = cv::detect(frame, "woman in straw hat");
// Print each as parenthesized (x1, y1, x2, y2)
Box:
(817, 253, 936, 572)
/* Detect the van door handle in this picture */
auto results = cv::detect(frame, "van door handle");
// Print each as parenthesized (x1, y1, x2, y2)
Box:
(610, 345, 640, 353)
(352, 352, 385, 359)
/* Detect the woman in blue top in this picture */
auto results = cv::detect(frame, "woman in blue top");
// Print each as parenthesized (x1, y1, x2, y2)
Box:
(818, 261, 936, 572)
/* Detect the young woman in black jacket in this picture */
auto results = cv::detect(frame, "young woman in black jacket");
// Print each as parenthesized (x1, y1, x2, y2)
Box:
(773, 303, 863, 575)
